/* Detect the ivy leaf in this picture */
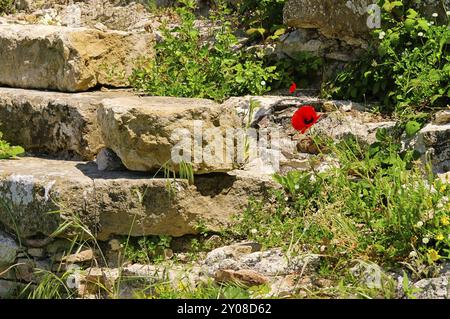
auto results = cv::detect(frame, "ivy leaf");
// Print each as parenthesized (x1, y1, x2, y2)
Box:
(417, 19, 430, 31)
(383, 1, 403, 12)
(405, 121, 421, 137)
(246, 28, 266, 38)
(271, 27, 286, 39)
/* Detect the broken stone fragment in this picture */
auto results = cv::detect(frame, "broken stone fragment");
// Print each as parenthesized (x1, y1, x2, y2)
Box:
(413, 123, 450, 173)
(96, 148, 125, 171)
(433, 111, 450, 125)
(215, 269, 268, 287)
(60, 249, 94, 264)
(0, 231, 19, 267)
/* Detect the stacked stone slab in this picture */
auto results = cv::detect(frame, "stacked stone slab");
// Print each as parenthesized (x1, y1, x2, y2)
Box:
(0, 20, 269, 243)
(0, 24, 154, 92)
(0, 157, 273, 240)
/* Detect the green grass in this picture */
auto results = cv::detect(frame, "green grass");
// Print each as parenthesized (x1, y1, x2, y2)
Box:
(225, 130, 450, 293)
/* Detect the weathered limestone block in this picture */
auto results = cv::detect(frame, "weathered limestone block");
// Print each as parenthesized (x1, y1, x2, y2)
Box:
(283, 0, 374, 45)
(0, 88, 132, 160)
(283, 0, 450, 46)
(97, 96, 242, 174)
(0, 24, 153, 92)
(0, 157, 273, 240)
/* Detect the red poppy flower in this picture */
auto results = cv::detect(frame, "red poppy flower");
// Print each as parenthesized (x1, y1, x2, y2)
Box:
(289, 82, 297, 94)
(291, 105, 320, 134)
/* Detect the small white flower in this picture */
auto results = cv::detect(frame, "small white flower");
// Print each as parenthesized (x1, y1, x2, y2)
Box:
(260, 81, 266, 86)
(294, 184, 300, 190)
(418, 32, 424, 37)
(250, 228, 258, 235)
(432, 13, 438, 18)
(378, 31, 386, 40)
(422, 237, 430, 244)
(430, 21, 435, 25)
(409, 251, 418, 258)
(284, 196, 289, 201)
(446, 11, 450, 16)
(416, 221, 424, 228)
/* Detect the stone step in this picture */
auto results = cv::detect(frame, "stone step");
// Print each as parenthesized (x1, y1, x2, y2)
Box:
(0, 24, 153, 92)
(0, 87, 132, 160)
(97, 96, 242, 173)
(2, 88, 448, 175)
(0, 157, 274, 241)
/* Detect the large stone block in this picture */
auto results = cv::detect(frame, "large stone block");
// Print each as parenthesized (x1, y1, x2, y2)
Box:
(283, 0, 374, 45)
(0, 24, 153, 92)
(0, 88, 132, 160)
(97, 96, 242, 174)
(0, 157, 273, 240)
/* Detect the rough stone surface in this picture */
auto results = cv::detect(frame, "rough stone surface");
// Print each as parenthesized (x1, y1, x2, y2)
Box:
(310, 111, 396, 146)
(204, 246, 320, 277)
(0, 24, 153, 92)
(433, 111, 450, 125)
(414, 123, 450, 173)
(227, 95, 392, 174)
(283, 0, 374, 45)
(96, 148, 125, 171)
(0, 279, 22, 298)
(413, 267, 450, 299)
(283, 0, 450, 46)
(10, 0, 155, 31)
(0, 157, 272, 240)
(0, 88, 133, 160)
(60, 249, 94, 263)
(215, 269, 268, 287)
(97, 96, 242, 174)
(0, 231, 19, 267)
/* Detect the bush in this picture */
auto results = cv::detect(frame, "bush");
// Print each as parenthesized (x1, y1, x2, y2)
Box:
(235, 0, 286, 39)
(130, 0, 279, 102)
(325, 0, 450, 116)
(0, 0, 14, 14)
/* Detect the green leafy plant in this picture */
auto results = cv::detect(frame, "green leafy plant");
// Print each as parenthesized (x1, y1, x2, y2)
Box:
(270, 52, 324, 90)
(0, 132, 25, 159)
(123, 235, 173, 263)
(236, 0, 287, 41)
(231, 128, 450, 274)
(0, 0, 14, 14)
(130, 0, 279, 102)
(325, 0, 450, 117)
